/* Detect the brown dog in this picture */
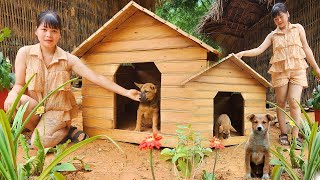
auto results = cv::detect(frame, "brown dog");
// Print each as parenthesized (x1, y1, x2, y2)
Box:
(245, 114, 273, 179)
(214, 114, 237, 139)
(134, 82, 159, 132)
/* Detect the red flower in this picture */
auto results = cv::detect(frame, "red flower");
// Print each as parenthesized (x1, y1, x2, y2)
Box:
(209, 136, 224, 149)
(139, 132, 162, 150)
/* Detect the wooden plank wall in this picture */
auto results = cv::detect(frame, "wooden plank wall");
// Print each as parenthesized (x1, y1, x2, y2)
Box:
(82, 11, 208, 132)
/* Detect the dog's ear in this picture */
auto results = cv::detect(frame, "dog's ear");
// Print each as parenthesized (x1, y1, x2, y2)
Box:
(134, 82, 143, 89)
(150, 84, 157, 93)
(230, 125, 237, 132)
(266, 113, 274, 122)
(246, 114, 255, 122)
(219, 125, 223, 133)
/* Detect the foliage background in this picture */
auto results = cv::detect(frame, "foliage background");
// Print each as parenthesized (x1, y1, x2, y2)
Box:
(156, 0, 221, 52)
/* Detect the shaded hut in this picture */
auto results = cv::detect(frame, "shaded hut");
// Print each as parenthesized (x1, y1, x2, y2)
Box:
(72, 1, 271, 147)
(198, 0, 320, 103)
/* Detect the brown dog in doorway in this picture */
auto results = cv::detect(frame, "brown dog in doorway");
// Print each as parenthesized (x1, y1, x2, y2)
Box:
(134, 82, 159, 132)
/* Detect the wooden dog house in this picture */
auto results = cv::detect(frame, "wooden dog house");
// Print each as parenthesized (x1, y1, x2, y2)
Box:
(72, 1, 272, 147)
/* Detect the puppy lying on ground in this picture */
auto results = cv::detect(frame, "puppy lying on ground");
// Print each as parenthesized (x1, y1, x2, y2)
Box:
(214, 114, 237, 139)
(245, 114, 273, 179)
(134, 82, 159, 132)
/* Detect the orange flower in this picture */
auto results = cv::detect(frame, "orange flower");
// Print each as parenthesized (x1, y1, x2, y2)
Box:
(209, 137, 224, 149)
(139, 132, 162, 150)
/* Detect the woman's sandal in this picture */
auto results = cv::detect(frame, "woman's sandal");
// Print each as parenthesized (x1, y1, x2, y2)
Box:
(293, 137, 303, 150)
(59, 126, 89, 144)
(69, 126, 89, 143)
(279, 134, 290, 146)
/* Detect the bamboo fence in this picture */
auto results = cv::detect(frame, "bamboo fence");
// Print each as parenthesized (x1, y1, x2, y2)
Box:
(0, 0, 155, 66)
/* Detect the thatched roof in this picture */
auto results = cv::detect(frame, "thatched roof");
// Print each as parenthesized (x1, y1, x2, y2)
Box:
(197, 0, 285, 52)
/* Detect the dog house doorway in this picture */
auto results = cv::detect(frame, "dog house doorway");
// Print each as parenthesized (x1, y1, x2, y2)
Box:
(214, 91, 244, 137)
(115, 62, 161, 131)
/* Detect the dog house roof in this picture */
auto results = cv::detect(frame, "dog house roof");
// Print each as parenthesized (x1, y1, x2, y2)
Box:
(181, 53, 272, 88)
(72, 1, 221, 57)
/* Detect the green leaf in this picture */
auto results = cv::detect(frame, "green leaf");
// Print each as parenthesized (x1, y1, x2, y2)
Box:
(33, 129, 46, 175)
(271, 165, 284, 180)
(202, 170, 215, 180)
(54, 140, 71, 157)
(52, 162, 77, 172)
(270, 158, 282, 166)
(67, 156, 91, 172)
(177, 159, 188, 177)
(0, 109, 18, 179)
(160, 148, 175, 161)
(19, 134, 30, 159)
(50, 172, 66, 180)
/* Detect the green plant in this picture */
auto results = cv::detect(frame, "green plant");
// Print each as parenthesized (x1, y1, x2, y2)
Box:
(0, 27, 15, 91)
(160, 124, 212, 179)
(306, 85, 320, 110)
(0, 75, 123, 179)
(268, 100, 320, 180)
(19, 132, 92, 178)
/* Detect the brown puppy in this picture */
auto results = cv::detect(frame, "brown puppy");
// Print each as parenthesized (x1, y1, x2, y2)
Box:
(245, 114, 273, 179)
(214, 114, 237, 139)
(134, 82, 159, 132)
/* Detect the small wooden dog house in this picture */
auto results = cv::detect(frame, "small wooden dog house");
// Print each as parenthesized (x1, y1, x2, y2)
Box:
(72, 1, 272, 147)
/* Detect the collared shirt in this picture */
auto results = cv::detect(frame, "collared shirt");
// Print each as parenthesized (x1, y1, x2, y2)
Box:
(24, 43, 77, 121)
(268, 23, 308, 74)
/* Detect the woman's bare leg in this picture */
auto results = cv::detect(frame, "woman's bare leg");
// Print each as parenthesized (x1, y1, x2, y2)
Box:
(275, 84, 289, 134)
(31, 115, 69, 148)
(287, 83, 303, 138)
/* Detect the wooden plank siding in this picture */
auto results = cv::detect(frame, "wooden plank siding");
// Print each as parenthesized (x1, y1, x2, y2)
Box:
(161, 122, 213, 135)
(81, 86, 114, 97)
(89, 36, 197, 53)
(82, 96, 114, 108)
(156, 60, 206, 73)
(83, 117, 114, 129)
(82, 47, 207, 64)
(81, 64, 120, 76)
(82, 107, 114, 120)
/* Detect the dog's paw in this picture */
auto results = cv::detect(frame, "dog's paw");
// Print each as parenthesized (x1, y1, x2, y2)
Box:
(245, 173, 252, 179)
(261, 173, 270, 179)
(134, 128, 141, 132)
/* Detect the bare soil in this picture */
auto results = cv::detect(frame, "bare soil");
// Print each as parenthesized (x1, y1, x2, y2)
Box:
(17, 90, 317, 180)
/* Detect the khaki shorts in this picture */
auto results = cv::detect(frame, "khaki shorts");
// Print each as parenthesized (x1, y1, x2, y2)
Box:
(271, 69, 308, 88)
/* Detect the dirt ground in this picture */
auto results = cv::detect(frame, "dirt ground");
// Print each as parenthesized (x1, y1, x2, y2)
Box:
(17, 90, 317, 180)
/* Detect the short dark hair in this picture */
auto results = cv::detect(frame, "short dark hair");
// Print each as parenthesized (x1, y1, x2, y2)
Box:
(37, 10, 61, 30)
(271, 3, 288, 18)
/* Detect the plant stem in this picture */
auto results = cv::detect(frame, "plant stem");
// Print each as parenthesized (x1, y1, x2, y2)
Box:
(150, 149, 155, 180)
(213, 150, 218, 177)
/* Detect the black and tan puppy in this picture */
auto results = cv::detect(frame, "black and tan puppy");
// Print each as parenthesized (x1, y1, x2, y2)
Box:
(134, 82, 159, 132)
(245, 114, 273, 179)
